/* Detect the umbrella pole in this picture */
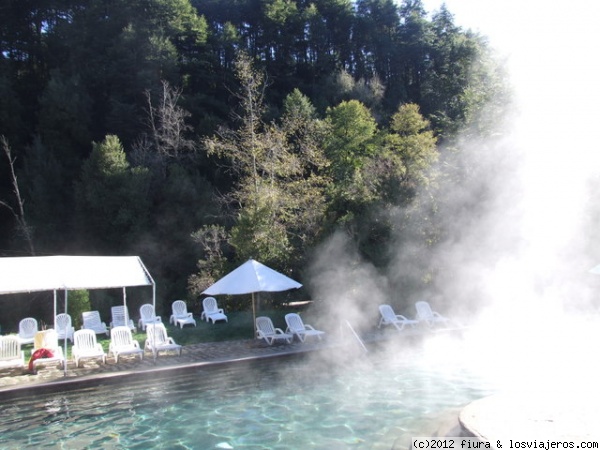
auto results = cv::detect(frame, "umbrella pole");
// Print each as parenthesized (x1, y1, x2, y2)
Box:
(252, 292, 256, 338)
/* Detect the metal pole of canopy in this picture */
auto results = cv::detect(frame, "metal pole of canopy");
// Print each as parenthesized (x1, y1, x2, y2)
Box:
(53, 290, 57, 330)
(63, 289, 68, 376)
(123, 287, 128, 326)
(136, 256, 156, 310)
(152, 283, 156, 312)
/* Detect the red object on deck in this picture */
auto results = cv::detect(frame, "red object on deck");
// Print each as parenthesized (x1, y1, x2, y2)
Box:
(28, 348, 54, 372)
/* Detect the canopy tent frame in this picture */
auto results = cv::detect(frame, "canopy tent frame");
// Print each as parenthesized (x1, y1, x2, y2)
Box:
(0, 255, 155, 375)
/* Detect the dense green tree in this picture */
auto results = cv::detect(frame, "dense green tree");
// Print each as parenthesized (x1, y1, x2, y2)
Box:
(39, 0, 208, 147)
(395, 0, 432, 108)
(0, 0, 509, 313)
(375, 103, 438, 203)
(21, 137, 66, 251)
(322, 70, 385, 119)
(325, 99, 378, 184)
(0, 0, 62, 144)
(280, 88, 329, 176)
(65, 290, 91, 329)
(313, 0, 354, 69)
(129, 80, 216, 301)
(269, 88, 330, 263)
(201, 54, 328, 278)
(324, 101, 437, 264)
(0, 63, 23, 145)
(188, 224, 230, 296)
(204, 53, 290, 267)
(421, 5, 484, 137)
(354, 0, 400, 81)
(75, 135, 151, 253)
(322, 99, 380, 239)
(37, 71, 92, 170)
(145, 162, 219, 303)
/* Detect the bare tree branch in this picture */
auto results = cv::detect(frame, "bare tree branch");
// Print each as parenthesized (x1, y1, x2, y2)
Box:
(0, 135, 35, 255)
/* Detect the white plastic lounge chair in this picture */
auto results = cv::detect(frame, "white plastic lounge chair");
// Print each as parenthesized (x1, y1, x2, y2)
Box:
(415, 301, 450, 327)
(256, 316, 292, 345)
(0, 336, 25, 370)
(138, 303, 162, 331)
(110, 306, 136, 332)
(109, 326, 144, 363)
(169, 300, 197, 328)
(378, 304, 418, 331)
(284, 313, 325, 343)
(30, 329, 65, 373)
(201, 297, 228, 324)
(18, 317, 38, 345)
(82, 311, 109, 336)
(144, 323, 182, 358)
(55, 313, 75, 343)
(72, 329, 107, 367)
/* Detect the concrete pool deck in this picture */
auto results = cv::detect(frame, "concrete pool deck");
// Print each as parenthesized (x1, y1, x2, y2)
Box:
(0, 326, 438, 393)
(459, 391, 600, 444)
(2, 325, 597, 445)
(0, 334, 335, 393)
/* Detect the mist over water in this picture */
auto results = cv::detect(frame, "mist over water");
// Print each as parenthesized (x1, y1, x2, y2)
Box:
(307, 0, 600, 396)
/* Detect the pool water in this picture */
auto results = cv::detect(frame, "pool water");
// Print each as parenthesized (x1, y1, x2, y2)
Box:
(0, 344, 497, 449)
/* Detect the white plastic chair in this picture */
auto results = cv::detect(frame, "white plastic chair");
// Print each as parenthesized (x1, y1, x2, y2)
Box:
(0, 336, 25, 370)
(415, 301, 450, 327)
(82, 311, 109, 336)
(72, 329, 107, 367)
(284, 313, 325, 343)
(110, 306, 136, 332)
(55, 313, 75, 343)
(378, 304, 418, 331)
(109, 326, 143, 363)
(201, 297, 228, 324)
(256, 316, 292, 345)
(138, 303, 162, 331)
(30, 329, 65, 373)
(144, 323, 182, 358)
(18, 317, 38, 345)
(169, 300, 197, 328)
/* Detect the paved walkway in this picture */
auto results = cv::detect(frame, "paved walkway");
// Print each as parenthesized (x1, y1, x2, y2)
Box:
(0, 337, 340, 393)
(0, 327, 409, 394)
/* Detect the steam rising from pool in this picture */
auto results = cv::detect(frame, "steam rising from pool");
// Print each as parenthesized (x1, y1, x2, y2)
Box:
(305, 0, 600, 397)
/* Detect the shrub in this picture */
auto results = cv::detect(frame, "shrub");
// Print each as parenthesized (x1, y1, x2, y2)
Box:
(68, 289, 91, 328)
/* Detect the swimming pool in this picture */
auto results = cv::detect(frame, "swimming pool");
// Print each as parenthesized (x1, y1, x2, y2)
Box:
(0, 341, 497, 449)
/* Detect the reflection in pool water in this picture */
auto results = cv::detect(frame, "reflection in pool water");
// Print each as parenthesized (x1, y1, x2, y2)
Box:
(0, 339, 496, 449)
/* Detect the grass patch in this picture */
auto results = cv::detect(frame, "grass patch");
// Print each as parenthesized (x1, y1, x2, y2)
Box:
(23, 305, 320, 360)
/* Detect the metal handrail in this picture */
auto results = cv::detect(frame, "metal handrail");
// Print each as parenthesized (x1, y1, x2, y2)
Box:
(343, 320, 368, 353)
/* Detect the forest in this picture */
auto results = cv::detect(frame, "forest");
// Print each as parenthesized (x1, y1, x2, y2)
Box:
(0, 0, 510, 319)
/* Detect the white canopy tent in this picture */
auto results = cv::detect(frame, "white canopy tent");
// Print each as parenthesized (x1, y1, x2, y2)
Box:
(0, 256, 154, 294)
(0, 255, 155, 374)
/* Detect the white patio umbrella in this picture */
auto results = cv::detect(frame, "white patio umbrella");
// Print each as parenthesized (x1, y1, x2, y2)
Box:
(202, 259, 302, 336)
